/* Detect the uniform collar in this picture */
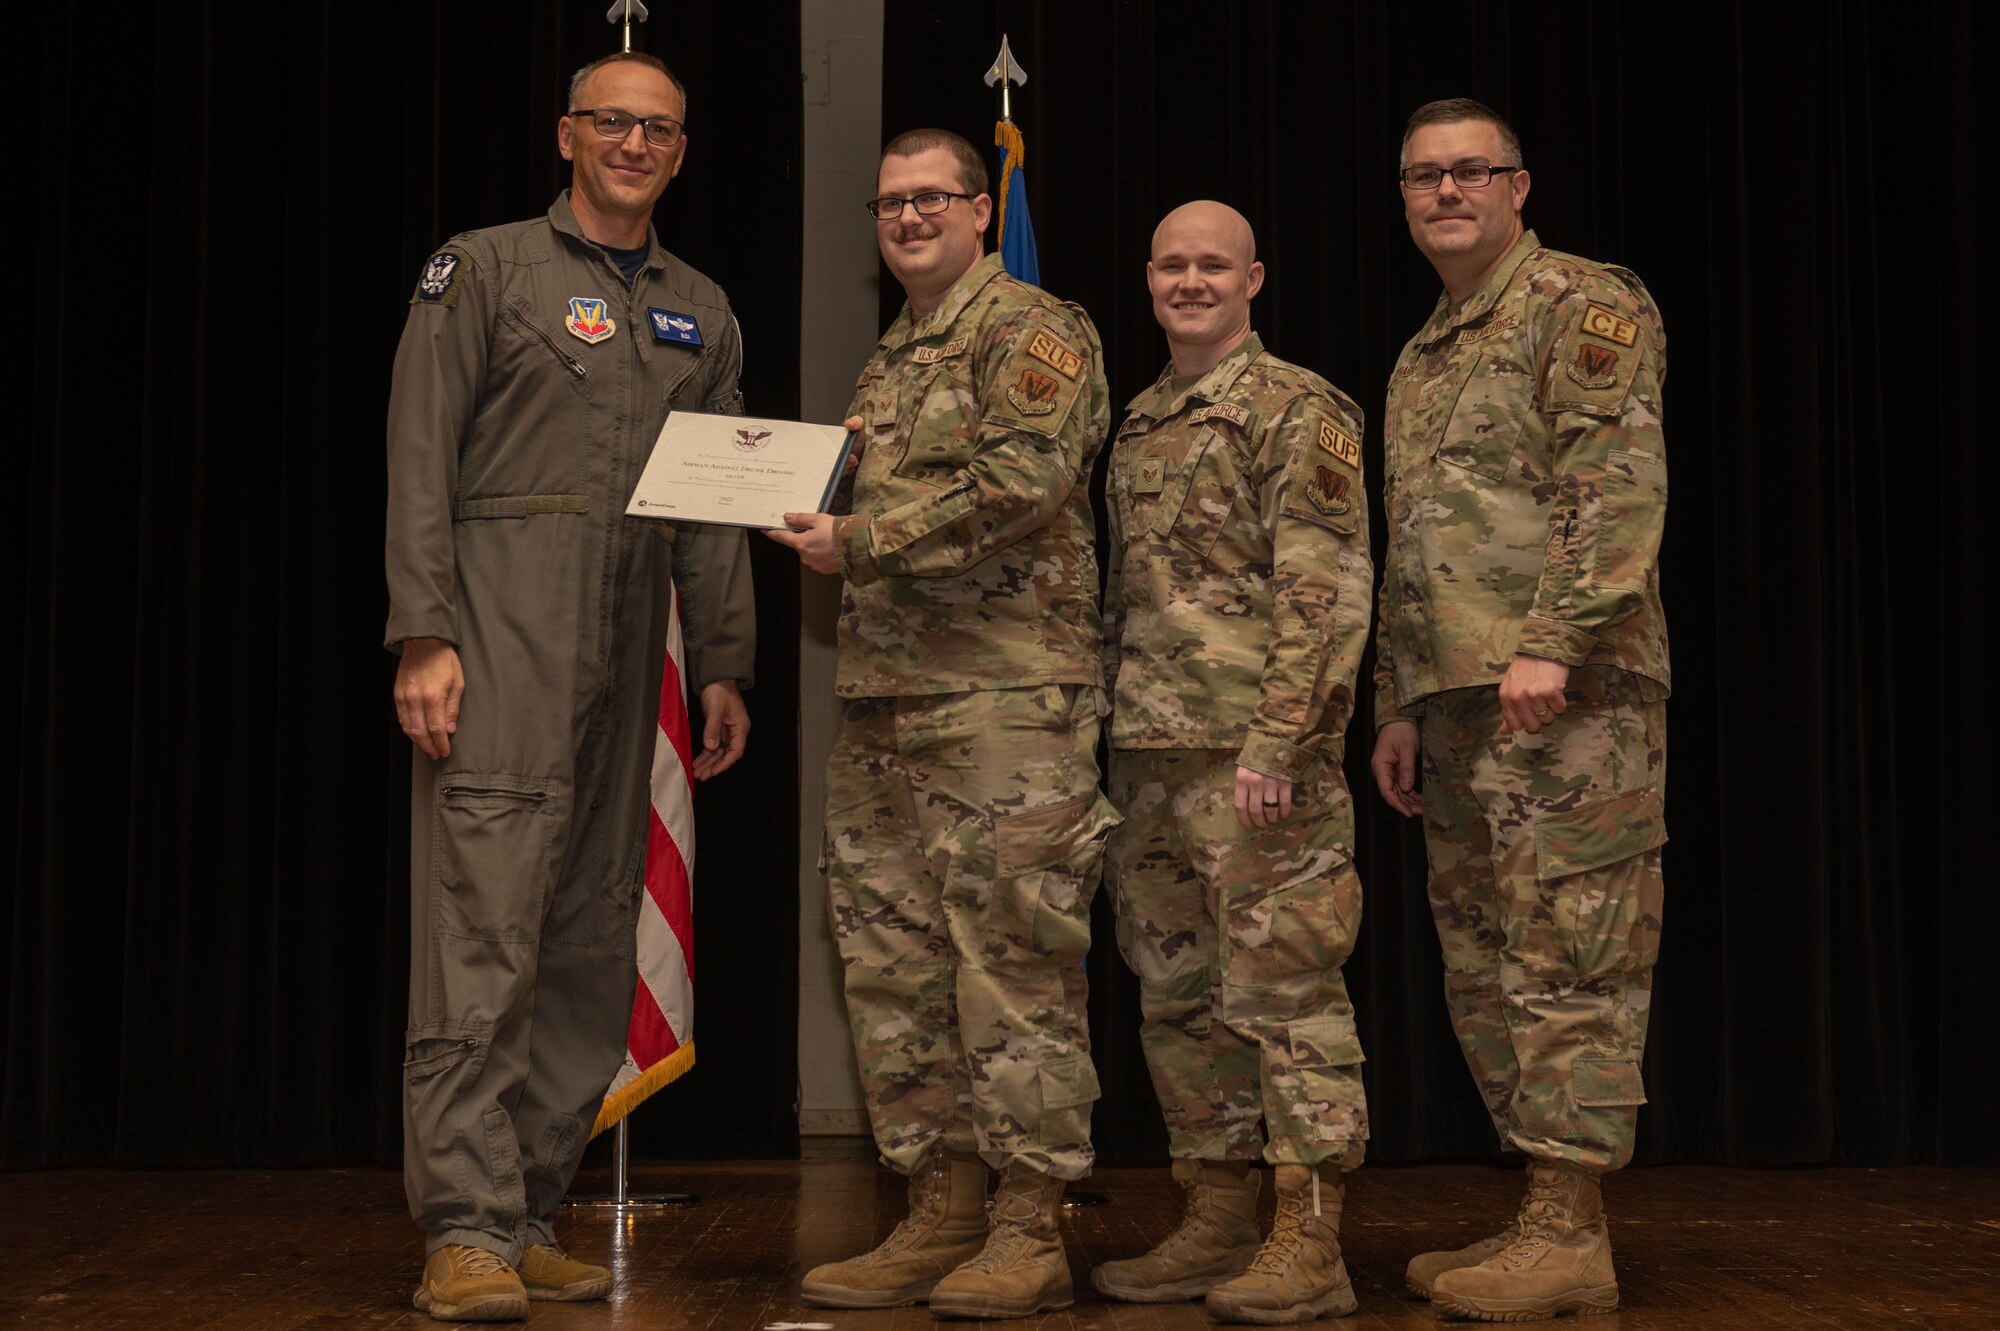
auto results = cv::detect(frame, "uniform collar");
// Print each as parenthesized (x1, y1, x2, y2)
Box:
(548, 190, 669, 273)
(879, 252, 1009, 355)
(1126, 331, 1265, 418)
(1413, 227, 1541, 347)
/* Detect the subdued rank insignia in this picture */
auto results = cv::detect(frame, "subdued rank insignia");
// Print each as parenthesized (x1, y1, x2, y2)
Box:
(648, 307, 702, 345)
(913, 337, 968, 364)
(1190, 403, 1248, 427)
(415, 251, 461, 302)
(566, 297, 616, 344)
(1566, 343, 1621, 389)
(1132, 457, 1166, 494)
(1026, 329, 1083, 380)
(1580, 303, 1639, 347)
(1316, 419, 1361, 468)
(1007, 367, 1062, 415)
(1305, 464, 1353, 516)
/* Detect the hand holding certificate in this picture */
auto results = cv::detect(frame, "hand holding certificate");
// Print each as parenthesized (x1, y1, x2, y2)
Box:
(625, 412, 856, 530)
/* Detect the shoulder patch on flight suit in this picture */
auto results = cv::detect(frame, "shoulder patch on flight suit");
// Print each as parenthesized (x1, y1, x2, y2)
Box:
(991, 324, 1087, 436)
(1547, 299, 1645, 416)
(1285, 410, 1360, 536)
(411, 249, 467, 306)
(1190, 402, 1248, 428)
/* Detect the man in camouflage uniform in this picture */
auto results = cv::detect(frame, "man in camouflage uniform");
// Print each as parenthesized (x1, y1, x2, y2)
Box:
(1369, 99, 1669, 1322)
(386, 53, 755, 1321)
(1086, 201, 1373, 1326)
(768, 128, 1118, 1320)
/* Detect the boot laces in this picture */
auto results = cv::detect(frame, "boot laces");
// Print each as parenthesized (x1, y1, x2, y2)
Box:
(457, 1247, 511, 1277)
(1245, 1195, 1310, 1276)
(1495, 1173, 1571, 1268)
(852, 1163, 947, 1266)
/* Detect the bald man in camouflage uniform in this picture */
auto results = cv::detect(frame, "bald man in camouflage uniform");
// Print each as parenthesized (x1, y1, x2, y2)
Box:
(768, 128, 1118, 1321)
(1370, 99, 1669, 1322)
(1089, 202, 1372, 1326)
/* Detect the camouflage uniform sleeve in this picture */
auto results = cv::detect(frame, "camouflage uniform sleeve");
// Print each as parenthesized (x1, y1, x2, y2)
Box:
(1516, 280, 1668, 665)
(1370, 578, 1411, 729)
(1238, 393, 1371, 783)
(674, 310, 757, 690)
(383, 243, 486, 651)
(832, 308, 1107, 584)
(1100, 450, 1126, 691)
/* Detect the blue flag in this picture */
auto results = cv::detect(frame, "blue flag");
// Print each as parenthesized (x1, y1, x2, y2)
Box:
(995, 120, 1040, 287)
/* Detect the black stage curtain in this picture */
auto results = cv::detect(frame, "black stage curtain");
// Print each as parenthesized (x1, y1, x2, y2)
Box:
(884, 0, 1990, 1167)
(8, 0, 1991, 1171)
(8, 2, 803, 1167)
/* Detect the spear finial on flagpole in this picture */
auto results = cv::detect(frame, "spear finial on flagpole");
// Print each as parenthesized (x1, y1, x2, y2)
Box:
(983, 34, 1027, 124)
(606, 0, 650, 53)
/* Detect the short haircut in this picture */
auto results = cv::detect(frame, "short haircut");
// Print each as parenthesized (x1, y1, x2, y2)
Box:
(880, 128, 990, 197)
(567, 52, 689, 119)
(1399, 97, 1524, 171)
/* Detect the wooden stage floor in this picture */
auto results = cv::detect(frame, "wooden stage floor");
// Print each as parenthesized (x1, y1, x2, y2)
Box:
(3, 1145, 1995, 1329)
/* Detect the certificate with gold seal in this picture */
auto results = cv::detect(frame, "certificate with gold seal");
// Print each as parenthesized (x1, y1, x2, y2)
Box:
(625, 412, 856, 530)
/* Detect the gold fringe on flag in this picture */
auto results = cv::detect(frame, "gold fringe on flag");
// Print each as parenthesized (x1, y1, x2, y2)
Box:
(589, 1041, 696, 1138)
(994, 119, 1027, 238)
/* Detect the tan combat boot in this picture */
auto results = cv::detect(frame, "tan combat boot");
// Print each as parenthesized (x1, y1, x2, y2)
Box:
(1205, 1163, 1357, 1324)
(1091, 1158, 1262, 1302)
(1406, 1226, 1517, 1298)
(518, 1243, 613, 1301)
(412, 1244, 529, 1322)
(1429, 1161, 1619, 1321)
(800, 1151, 989, 1308)
(928, 1165, 1073, 1319)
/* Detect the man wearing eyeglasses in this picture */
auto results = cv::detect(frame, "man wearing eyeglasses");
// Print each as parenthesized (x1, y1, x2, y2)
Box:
(1088, 200, 1373, 1324)
(1369, 98, 1670, 1322)
(768, 128, 1117, 1320)
(385, 51, 754, 1321)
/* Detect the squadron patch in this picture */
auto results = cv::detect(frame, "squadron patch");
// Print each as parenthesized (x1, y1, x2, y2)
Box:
(1316, 419, 1362, 469)
(648, 307, 703, 346)
(1190, 403, 1248, 428)
(1132, 457, 1166, 494)
(1304, 464, 1353, 517)
(1580, 302, 1639, 347)
(1007, 367, 1062, 415)
(1565, 342, 1621, 390)
(412, 250, 466, 305)
(912, 337, 968, 364)
(1026, 329, 1083, 380)
(566, 297, 616, 344)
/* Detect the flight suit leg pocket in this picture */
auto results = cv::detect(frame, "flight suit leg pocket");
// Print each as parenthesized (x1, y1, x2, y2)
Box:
(432, 773, 560, 941)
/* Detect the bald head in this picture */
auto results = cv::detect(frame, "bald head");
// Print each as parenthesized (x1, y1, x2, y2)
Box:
(1147, 200, 1265, 376)
(1151, 200, 1257, 266)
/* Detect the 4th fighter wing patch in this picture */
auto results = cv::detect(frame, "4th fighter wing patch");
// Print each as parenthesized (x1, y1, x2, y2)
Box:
(1283, 409, 1362, 535)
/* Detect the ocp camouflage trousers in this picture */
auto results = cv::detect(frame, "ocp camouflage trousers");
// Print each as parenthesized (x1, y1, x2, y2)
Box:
(824, 684, 1121, 1181)
(1106, 748, 1368, 1168)
(1419, 666, 1666, 1172)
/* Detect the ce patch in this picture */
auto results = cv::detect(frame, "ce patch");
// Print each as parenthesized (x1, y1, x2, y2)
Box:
(649, 308, 704, 346)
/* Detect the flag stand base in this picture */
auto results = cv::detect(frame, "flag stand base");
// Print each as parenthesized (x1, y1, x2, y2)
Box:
(564, 1121, 700, 1210)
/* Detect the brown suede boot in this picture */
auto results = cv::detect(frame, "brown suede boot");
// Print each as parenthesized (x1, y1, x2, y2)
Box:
(800, 1152, 989, 1308)
(412, 1244, 529, 1322)
(518, 1243, 612, 1301)
(928, 1165, 1073, 1319)
(1091, 1158, 1262, 1303)
(1206, 1163, 1357, 1324)
(1429, 1161, 1619, 1321)
(1406, 1227, 1517, 1299)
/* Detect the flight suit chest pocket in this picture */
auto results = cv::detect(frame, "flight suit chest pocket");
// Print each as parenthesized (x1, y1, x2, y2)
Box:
(1431, 336, 1530, 482)
(1156, 425, 1248, 556)
(500, 300, 591, 400)
(890, 363, 977, 487)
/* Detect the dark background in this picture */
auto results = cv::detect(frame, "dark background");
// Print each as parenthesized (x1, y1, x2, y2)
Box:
(9, 0, 1990, 1169)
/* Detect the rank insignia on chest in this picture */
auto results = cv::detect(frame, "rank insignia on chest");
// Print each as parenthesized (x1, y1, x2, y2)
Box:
(1132, 457, 1166, 494)
(415, 251, 461, 301)
(1566, 342, 1621, 389)
(566, 297, 616, 344)
(1025, 329, 1083, 380)
(648, 307, 703, 346)
(1007, 367, 1062, 415)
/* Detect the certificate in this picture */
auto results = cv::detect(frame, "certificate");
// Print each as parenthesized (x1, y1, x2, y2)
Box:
(625, 412, 856, 530)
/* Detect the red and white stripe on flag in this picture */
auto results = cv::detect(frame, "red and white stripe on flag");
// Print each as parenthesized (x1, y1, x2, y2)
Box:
(592, 586, 697, 1135)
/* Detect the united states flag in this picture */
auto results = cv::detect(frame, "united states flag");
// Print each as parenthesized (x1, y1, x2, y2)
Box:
(592, 589, 696, 1134)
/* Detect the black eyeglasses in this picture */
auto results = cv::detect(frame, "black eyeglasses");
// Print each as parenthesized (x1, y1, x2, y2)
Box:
(864, 191, 973, 221)
(570, 107, 685, 148)
(1399, 164, 1520, 190)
